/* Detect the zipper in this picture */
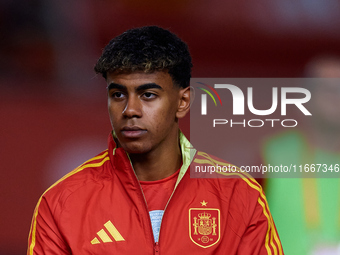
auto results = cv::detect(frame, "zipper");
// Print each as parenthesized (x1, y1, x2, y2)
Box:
(126, 151, 189, 255)
(157, 148, 193, 249)
(126, 154, 157, 249)
(154, 242, 160, 254)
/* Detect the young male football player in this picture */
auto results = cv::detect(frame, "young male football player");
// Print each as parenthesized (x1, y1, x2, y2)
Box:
(28, 26, 283, 254)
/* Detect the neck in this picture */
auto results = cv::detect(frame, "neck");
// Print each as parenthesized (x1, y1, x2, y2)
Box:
(130, 131, 182, 181)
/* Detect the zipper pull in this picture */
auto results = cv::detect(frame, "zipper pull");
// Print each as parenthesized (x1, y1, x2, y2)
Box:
(154, 242, 160, 254)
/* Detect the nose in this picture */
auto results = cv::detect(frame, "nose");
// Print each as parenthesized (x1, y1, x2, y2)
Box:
(122, 96, 142, 118)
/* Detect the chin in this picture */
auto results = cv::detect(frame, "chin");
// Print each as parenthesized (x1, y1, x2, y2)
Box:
(122, 143, 151, 155)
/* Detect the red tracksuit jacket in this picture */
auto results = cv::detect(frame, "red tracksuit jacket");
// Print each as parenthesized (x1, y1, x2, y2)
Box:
(28, 133, 283, 254)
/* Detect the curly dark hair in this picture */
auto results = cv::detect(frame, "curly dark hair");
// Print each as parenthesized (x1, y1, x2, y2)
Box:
(94, 26, 192, 88)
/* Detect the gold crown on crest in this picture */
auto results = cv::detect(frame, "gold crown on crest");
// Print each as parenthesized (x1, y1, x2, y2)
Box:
(198, 212, 211, 220)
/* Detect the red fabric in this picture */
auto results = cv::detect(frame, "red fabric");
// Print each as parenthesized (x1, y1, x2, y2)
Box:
(27, 133, 283, 255)
(140, 169, 179, 211)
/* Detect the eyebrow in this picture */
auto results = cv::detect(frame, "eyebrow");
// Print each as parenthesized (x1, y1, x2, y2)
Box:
(107, 83, 125, 91)
(107, 82, 163, 92)
(136, 83, 163, 92)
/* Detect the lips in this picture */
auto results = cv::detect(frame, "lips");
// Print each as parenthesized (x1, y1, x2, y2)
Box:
(121, 126, 147, 138)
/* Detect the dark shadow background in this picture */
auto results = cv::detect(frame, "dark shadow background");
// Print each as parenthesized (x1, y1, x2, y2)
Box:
(1, 0, 340, 253)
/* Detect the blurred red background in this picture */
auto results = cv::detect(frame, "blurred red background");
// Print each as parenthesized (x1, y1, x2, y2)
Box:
(1, 0, 340, 253)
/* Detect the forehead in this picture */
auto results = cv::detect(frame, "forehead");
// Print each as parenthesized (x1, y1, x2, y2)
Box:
(106, 71, 175, 89)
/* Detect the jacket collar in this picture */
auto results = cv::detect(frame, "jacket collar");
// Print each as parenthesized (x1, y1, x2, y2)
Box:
(107, 130, 196, 185)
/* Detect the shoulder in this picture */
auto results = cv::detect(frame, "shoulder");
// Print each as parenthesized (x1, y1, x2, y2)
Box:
(41, 150, 112, 207)
(191, 150, 264, 203)
(189, 151, 270, 232)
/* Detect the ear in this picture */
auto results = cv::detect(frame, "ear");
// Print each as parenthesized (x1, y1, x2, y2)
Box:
(176, 86, 194, 119)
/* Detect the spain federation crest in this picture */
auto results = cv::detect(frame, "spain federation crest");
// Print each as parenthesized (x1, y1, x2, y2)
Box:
(189, 208, 220, 248)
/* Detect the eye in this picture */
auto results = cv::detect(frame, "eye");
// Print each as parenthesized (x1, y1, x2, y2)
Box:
(111, 91, 125, 99)
(142, 92, 157, 99)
